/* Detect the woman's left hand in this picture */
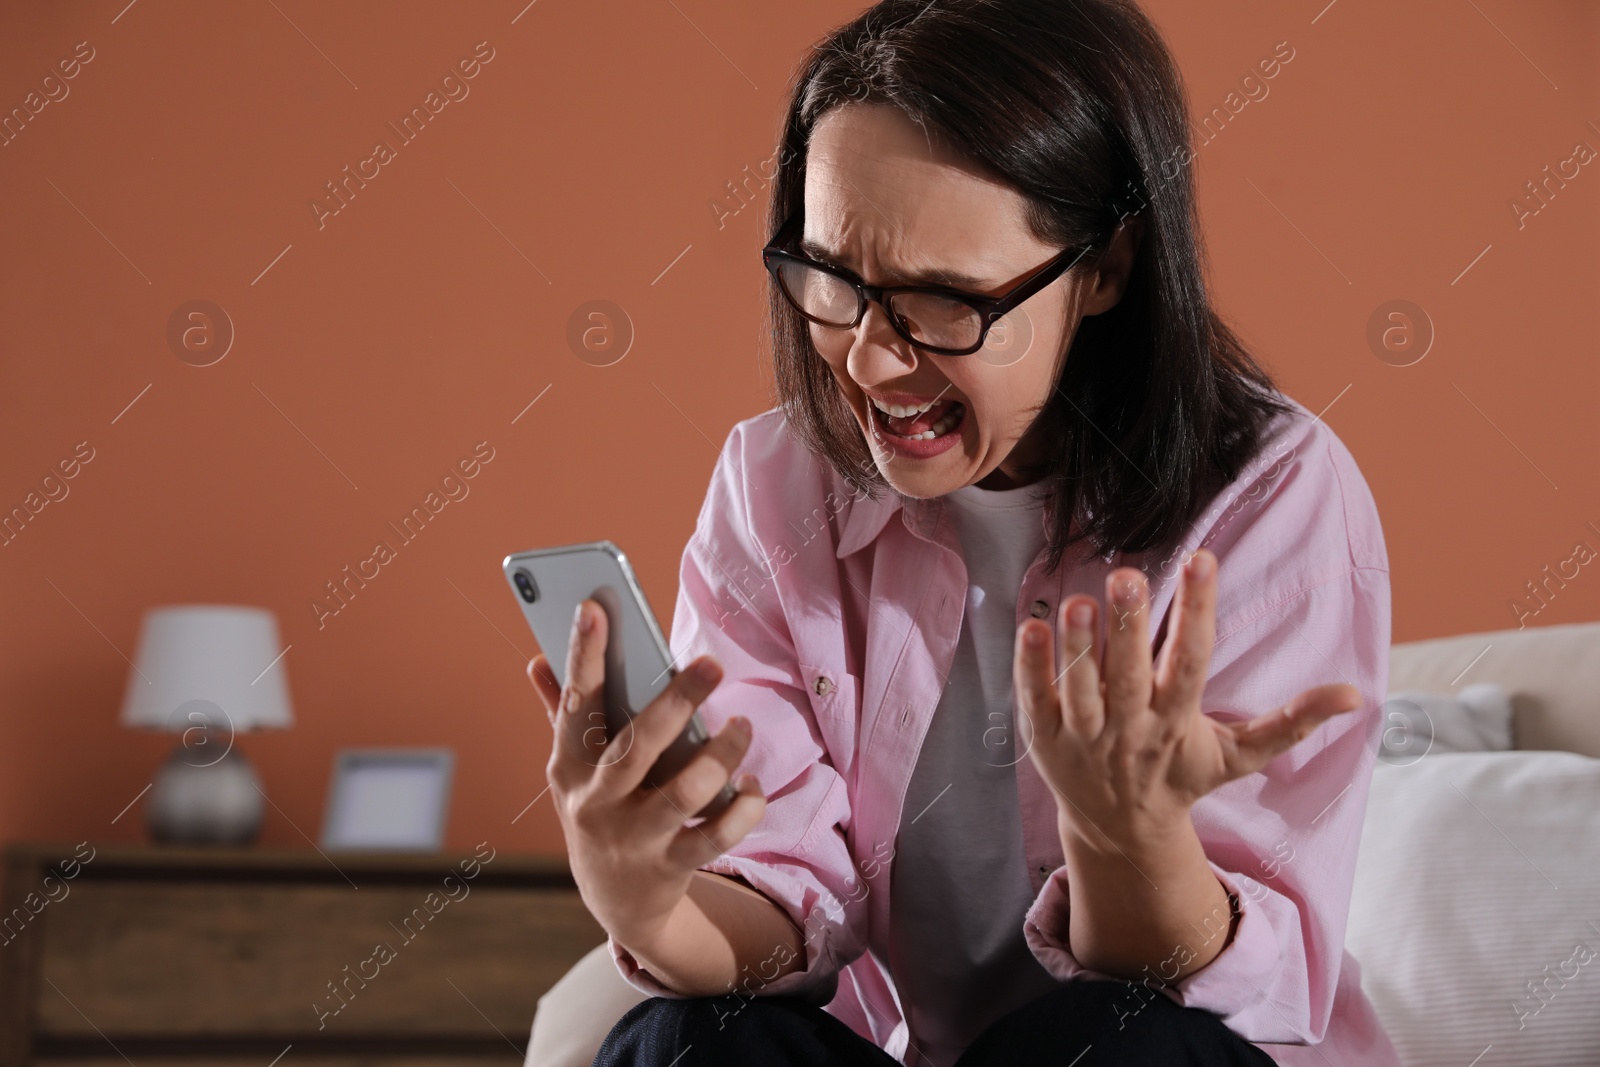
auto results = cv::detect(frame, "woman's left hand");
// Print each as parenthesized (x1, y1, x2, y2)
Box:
(1013, 547, 1364, 851)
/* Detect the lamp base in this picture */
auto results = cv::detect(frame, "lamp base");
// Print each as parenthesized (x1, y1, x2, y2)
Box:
(146, 737, 265, 846)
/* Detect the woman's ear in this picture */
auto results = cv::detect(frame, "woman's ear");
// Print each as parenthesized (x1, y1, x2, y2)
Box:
(1082, 213, 1144, 316)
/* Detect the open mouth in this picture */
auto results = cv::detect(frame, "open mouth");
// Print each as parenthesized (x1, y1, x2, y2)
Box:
(869, 397, 967, 441)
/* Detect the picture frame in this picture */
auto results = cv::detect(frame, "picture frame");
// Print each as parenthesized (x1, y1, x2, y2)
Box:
(320, 748, 455, 851)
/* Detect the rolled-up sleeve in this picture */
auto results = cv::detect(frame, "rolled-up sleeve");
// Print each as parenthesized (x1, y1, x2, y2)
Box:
(610, 424, 868, 1006)
(1023, 426, 1392, 1046)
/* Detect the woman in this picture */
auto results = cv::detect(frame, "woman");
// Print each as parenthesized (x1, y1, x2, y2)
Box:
(528, 1, 1401, 1063)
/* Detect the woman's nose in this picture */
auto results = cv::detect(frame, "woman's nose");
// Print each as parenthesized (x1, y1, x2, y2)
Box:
(845, 302, 918, 385)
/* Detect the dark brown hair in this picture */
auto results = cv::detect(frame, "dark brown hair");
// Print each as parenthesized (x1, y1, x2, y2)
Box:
(766, 0, 1295, 574)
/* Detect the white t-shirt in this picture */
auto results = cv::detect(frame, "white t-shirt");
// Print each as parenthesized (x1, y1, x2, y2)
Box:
(885, 480, 1065, 1067)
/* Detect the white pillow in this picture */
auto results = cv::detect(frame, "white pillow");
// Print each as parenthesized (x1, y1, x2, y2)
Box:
(1377, 683, 1514, 764)
(1347, 751, 1600, 1066)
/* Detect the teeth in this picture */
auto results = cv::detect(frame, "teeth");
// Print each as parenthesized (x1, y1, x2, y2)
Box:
(870, 396, 939, 418)
(880, 401, 964, 441)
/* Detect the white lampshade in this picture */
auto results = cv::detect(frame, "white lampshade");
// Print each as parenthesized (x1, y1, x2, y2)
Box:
(120, 605, 293, 733)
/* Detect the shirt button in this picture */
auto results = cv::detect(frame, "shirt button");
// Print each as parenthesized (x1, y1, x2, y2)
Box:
(814, 676, 834, 697)
(1029, 600, 1050, 619)
(1038, 865, 1050, 874)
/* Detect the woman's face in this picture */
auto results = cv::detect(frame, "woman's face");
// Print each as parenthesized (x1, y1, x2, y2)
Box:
(802, 102, 1140, 497)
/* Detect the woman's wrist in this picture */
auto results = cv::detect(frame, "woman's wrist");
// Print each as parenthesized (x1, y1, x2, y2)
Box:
(617, 871, 807, 998)
(1056, 805, 1235, 980)
(1056, 803, 1195, 866)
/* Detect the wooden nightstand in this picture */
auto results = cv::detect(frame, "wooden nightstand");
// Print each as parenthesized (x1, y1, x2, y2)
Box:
(0, 842, 604, 1066)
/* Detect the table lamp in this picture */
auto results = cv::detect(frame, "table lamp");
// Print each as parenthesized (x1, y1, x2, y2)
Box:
(120, 605, 294, 845)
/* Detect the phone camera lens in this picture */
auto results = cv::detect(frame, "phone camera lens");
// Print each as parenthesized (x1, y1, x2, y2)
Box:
(513, 569, 539, 604)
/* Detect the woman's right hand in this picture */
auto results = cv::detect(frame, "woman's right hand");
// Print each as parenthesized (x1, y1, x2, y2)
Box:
(526, 598, 768, 953)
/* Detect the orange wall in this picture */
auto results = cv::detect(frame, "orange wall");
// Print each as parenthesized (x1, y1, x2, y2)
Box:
(2, 0, 1596, 854)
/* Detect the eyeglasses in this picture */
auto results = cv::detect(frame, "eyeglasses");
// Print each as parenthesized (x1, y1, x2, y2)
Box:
(761, 209, 1097, 357)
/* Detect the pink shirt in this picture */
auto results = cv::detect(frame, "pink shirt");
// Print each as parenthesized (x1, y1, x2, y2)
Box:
(611, 395, 1402, 1066)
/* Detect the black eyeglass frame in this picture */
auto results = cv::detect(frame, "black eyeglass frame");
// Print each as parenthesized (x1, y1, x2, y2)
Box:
(761, 209, 1102, 357)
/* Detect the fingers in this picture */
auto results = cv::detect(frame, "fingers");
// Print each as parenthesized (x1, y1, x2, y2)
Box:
(1101, 568, 1152, 737)
(637, 714, 754, 831)
(1056, 596, 1103, 737)
(1014, 618, 1062, 744)
(592, 655, 724, 798)
(529, 655, 561, 725)
(667, 773, 767, 870)
(1153, 549, 1217, 718)
(549, 599, 611, 786)
(1225, 684, 1364, 777)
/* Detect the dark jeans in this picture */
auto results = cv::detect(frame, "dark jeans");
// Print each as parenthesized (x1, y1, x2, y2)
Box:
(592, 977, 1281, 1066)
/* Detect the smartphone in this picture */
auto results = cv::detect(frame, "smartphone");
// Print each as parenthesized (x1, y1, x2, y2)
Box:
(502, 540, 738, 821)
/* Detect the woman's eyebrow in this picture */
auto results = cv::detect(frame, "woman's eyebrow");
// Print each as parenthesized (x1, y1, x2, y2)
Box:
(798, 236, 991, 290)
